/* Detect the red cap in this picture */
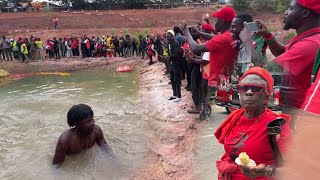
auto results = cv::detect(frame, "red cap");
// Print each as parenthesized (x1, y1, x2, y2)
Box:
(212, 7, 236, 22)
(297, 0, 320, 14)
(201, 24, 215, 33)
(241, 67, 274, 95)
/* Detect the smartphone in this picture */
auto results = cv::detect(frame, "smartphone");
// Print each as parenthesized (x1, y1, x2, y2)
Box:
(247, 22, 259, 32)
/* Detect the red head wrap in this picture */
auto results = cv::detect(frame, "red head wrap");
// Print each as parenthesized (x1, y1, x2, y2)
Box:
(241, 67, 274, 94)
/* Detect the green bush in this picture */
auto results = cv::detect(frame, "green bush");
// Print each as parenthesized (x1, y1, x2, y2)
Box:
(231, 0, 252, 10)
(271, 0, 291, 12)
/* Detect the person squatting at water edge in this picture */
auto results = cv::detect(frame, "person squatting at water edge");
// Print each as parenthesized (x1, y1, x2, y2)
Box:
(53, 104, 116, 166)
(214, 67, 292, 180)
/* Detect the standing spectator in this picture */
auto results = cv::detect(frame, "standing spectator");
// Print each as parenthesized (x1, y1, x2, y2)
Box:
(167, 30, 183, 102)
(146, 39, 155, 65)
(65, 38, 73, 58)
(106, 35, 112, 48)
(16, 37, 22, 60)
(53, 37, 60, 59)
(113, 36, 120, 57)
(132, 38, 138, 57)
(21, 40, 28, 63)
(11, 38, 19, 60)
(46, 39, 54, 59)
(2, 35, 13, 61)
(59, 38, 66, 57)
(29, 35, 37, 61)
(52, 17, 59, 29)
(122, 36, 128, 58)
(139, 36, 147, 59)
(125, 35, 132, 58)
(71, 38, 78, 58)
(0, 41, 4, 60)
(84, 36, 91, 57)
(80, 37, 86, 58)
(24, 38, 31, 60)
(155, 34, 163, 57)
(35, 38, 44, 60)
(174, 26, 190, 90)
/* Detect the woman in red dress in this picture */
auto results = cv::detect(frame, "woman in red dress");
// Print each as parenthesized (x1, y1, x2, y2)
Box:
(214, 67, 292, 180)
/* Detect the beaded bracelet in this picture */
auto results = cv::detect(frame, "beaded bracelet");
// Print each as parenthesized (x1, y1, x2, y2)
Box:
(264, 33, 275, 41)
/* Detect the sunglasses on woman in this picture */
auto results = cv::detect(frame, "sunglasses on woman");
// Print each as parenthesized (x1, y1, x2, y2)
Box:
(236, 84, 267, 94)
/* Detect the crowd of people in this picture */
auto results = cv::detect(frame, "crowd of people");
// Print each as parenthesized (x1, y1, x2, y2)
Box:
(0, 33, 163, 63)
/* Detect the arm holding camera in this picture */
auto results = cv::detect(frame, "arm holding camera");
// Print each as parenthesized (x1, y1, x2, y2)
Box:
(240, 22, 264, 64)
(182, 22, 208, 54)
(254, 20, 286, 57)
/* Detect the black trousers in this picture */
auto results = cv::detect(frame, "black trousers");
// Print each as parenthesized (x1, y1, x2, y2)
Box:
(170, 65, 182, 98)
(201, 78, 208, 105)
(191, 64, 202, 108)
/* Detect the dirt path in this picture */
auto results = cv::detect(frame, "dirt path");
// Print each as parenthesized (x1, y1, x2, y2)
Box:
(132, 62, 205, 179)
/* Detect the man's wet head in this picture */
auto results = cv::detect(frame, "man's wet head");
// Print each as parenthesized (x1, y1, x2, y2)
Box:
(211, 7, 236, 33)
(67, 104, 95, 135)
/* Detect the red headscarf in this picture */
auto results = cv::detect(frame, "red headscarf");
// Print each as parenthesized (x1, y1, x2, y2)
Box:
(241, 67, 274, 95)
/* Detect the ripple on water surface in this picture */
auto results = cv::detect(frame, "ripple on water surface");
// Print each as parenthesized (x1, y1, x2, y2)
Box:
(0, 71, 149, 179)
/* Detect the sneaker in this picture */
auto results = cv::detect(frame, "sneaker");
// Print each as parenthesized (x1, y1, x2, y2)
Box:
(168, 96, 177, 100)
(173, 97, 181, 102)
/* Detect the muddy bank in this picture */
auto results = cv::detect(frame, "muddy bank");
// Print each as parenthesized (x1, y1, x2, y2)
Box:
(133, 63, 203, 179)
(0, 57, 144, 75)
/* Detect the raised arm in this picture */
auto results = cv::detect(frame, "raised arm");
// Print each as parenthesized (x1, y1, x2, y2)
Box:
(182, 23, 208, 55)
(239, 23, 264, 64)
(254, 20, 285, 57)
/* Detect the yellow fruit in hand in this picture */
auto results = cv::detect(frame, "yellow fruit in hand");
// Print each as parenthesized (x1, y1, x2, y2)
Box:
(239, 152, 250, 166)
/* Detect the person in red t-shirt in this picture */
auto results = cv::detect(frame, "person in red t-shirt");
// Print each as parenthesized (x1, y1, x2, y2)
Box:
(214, 67, 292, 180)
(182, 7, 238, 119)
(253, 0, 320, 108)
(52, 17, 59, 29)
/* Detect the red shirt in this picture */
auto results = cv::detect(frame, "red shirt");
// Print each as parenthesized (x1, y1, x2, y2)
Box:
(274, 27, 320, 108)
(301, 72, 320, 114)
(205, 31, 237, 87)
(222, 110, 292, 180)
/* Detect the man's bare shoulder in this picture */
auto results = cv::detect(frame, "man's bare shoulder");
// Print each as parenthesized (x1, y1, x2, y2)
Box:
(57, 128, 74, 143)
(93, 125, 103, 135)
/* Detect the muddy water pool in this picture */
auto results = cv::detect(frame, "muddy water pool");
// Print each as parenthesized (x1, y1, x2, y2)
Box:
(0, 70, 148, 179)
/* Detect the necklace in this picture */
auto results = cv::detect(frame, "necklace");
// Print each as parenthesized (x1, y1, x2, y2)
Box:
(233, 110, 266, 144)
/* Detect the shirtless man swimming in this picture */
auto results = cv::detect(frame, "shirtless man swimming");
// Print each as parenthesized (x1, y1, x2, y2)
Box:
(53, 104, 115, 165)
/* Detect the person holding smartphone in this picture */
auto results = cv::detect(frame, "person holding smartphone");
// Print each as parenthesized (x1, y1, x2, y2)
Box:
(242, 0, 320, 109)
(229, 14, 268, 74)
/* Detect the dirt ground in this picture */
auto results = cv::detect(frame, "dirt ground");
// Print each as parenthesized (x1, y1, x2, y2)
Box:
(0, 6, 287, 42)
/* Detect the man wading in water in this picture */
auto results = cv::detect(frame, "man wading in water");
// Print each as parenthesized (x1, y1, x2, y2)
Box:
(53, 104, 116, 165)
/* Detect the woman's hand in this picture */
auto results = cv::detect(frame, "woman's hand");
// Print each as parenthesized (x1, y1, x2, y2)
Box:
(239, 164, 272, 179)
